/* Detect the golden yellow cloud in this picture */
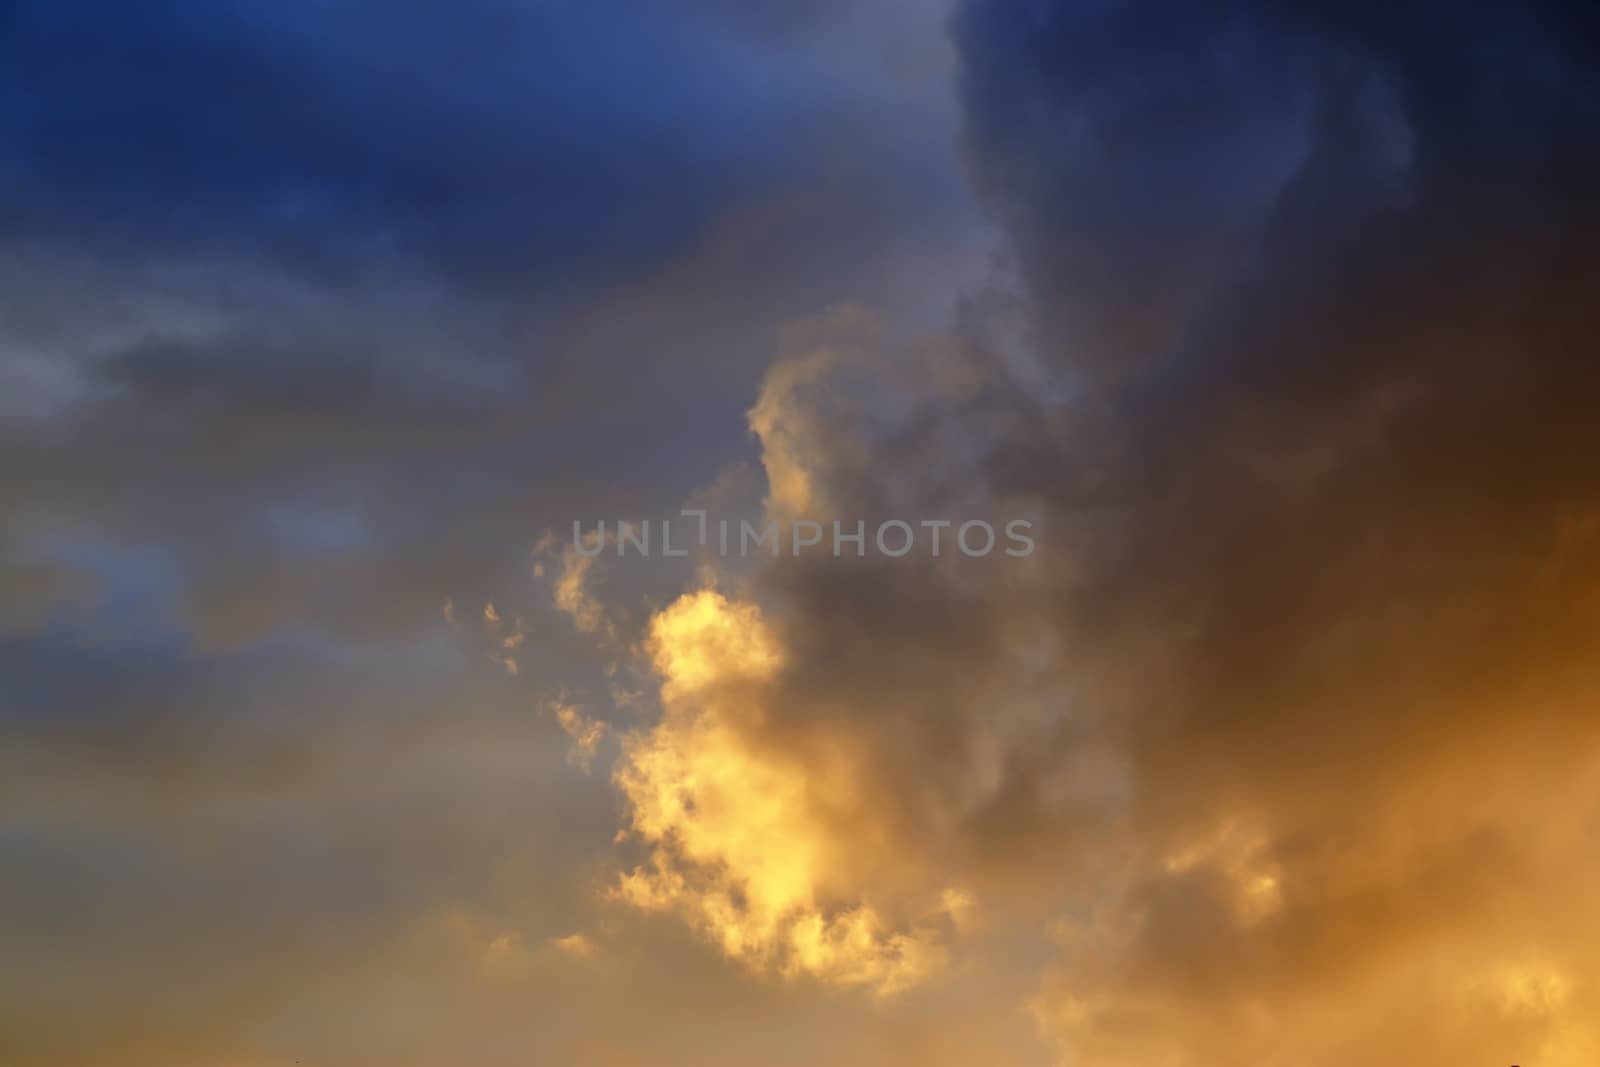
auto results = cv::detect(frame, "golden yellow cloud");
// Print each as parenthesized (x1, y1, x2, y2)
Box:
(612, 587, 957, 996)
(551, 932, 598, 959)
(747, 346, 836, 519)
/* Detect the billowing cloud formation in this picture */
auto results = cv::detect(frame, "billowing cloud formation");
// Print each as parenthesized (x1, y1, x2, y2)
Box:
(614, 587, 956, 996)
(945, 1, 1600, 1058)
(6, 0, 1600, 1062)
(0, 0, 991, 1063)
(576, 0, 1600, 1059)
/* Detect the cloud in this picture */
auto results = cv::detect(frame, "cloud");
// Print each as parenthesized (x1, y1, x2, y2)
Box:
(0, 0, 993, 1061)
(612, 587, 959, 996)
(565, 0, 1600, 1051)
(6, 0, 1598, 1061)
(550, 535, 617, 643)
(946, 0, 1600, 1059)
(0, 0, 982, 656)
(551, 932, 598, 959)
(552, 702, 608, 772)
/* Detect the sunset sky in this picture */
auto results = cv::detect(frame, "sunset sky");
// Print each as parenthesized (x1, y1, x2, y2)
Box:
(3, 2, 1599, 1065)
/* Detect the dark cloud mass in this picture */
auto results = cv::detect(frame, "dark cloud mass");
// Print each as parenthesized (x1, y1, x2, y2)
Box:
(648, 0, 1600, 1060)
(589, 0, 1600, 1059)
(3, 0, 792, 283)
(3, 0, 1599, 1064)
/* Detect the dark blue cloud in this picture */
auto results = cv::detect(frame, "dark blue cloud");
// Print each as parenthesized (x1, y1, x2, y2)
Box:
(930, 0, 1600, 815)
(0, 0, 979, 654)
(0, 0, 833, 289)
(953, 0, 1600, 377)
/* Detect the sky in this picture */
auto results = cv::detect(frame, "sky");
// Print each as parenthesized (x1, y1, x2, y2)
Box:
(2, 1, 1598, 1065)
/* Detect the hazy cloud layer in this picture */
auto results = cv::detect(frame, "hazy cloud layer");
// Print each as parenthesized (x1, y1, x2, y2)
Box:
(4, 0, 1598, 1064)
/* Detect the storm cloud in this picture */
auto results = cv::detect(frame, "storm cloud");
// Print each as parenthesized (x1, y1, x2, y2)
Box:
(3, 0, 1598, 1064)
